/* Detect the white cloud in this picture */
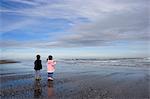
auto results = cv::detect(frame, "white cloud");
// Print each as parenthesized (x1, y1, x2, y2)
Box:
(0, 19, 35, 33)
(0, 0, 149, 48)
(44, 0, 149, 47)
(9, 0, 38, 6)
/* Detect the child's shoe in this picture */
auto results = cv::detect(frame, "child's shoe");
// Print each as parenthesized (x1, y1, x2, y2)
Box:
(35, 78, 39, 81)
(48, 77, 53, 81)
(36, 77, 41, 80)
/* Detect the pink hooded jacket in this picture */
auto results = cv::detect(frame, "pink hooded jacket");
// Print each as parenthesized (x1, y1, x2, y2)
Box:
(47, 60, 56, 72)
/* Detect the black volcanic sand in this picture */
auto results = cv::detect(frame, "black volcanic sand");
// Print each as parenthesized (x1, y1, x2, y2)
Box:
(0, 68, 150, 99)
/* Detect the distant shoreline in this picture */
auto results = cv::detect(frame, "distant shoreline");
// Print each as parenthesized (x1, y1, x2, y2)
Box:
(0, 60, 20, 64)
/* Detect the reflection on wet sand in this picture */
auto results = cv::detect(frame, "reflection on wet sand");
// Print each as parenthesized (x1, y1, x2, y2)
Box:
(47, 81, 56, 99)
(34, 80, 42, 98)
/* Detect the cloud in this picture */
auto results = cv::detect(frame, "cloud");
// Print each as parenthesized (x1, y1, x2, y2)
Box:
(0, 19, 35, 33)
(9, 0, 38, 6)
(44, 0, 149, 48)
(0, 0, 149, 48)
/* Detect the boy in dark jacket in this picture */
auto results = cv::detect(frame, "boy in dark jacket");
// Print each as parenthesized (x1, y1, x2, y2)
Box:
(34, 55, 42, 80)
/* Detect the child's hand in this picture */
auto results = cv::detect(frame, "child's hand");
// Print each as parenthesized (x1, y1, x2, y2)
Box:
(54, 61, 56, 64)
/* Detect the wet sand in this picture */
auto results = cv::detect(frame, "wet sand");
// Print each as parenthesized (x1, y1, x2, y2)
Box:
(0, 66, 149, 99)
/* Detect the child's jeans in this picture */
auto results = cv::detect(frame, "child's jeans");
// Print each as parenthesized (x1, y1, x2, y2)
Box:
(48, 72, 53, 79)
(35, 70, 41, 79)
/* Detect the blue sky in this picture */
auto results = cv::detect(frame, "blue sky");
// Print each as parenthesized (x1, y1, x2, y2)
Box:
(0, 0, 149, 59)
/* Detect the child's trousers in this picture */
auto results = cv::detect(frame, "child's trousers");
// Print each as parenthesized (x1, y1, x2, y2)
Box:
(48, 72, 53, 79)
(35, 70, 41, 79)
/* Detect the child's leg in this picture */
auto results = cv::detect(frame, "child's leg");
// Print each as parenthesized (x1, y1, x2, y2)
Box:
(35, 70, 38, 79)
(48, 72, 51, 79)
(50, 72, 53, 78)
(48, 72, 53, 80)
(38, 70, 41, 79)
(35, 70, 41, 79)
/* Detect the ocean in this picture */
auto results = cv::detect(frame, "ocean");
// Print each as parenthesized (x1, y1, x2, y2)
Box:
(1, 57, 149, 76)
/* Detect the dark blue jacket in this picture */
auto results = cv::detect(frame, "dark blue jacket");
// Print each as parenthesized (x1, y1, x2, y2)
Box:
(34, 60, 42, 70)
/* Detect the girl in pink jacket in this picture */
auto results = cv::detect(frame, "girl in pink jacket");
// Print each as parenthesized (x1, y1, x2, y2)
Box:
(47, 55, 56, 81)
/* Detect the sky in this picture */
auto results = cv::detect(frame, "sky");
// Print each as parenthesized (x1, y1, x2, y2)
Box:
(0, 0, 150, 59)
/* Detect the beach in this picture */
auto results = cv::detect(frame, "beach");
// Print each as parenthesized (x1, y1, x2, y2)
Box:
(0, 58, 150, 99)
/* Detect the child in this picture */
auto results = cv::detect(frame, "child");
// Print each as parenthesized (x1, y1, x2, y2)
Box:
(47, 55, 56, 81)
(34, 55, 42, 80)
